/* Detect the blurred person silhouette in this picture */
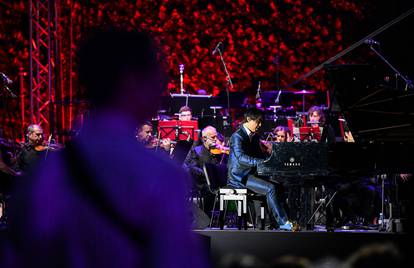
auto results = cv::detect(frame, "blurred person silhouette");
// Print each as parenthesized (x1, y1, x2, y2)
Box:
(343, 243, 404, 268)
(2, 29, 208, 268)
(218, 253, 267, 268)
(270, 255, 311, 268)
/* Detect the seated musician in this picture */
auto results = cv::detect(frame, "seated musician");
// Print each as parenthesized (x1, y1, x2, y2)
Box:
(307, 105, 335, 143)
(273, 126, 292, 143)
(178, 106, 193, 121)
(136, 121, 171, 152)
(183, 126, 228, 191)
(308, 107, 377, 227)
(169, 106, 198, 164)
(228, 108, 292, 230)
(14, 124, 48, 174)
(183, 126, 228, 215)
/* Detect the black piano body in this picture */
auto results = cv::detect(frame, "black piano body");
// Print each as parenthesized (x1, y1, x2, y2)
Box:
(257, 142, 414, 181)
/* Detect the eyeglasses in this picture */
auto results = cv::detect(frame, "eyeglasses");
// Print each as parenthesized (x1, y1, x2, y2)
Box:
(204, 135, 218, 141)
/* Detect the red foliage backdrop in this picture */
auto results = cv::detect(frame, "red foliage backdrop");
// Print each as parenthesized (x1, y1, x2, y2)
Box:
(0, 0, 372, 138)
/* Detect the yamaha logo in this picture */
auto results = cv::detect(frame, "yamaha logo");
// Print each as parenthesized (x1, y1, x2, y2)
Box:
(284, 157, 301, 167)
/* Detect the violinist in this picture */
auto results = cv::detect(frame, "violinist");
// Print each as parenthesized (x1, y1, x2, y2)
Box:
(183, 126, 228, 213)
(14, 124, 47, 174)
(136, 121, 171, 153)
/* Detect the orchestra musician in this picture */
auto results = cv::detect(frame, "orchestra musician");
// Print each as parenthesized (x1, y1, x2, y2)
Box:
(13, 124, 55, 174)
(183, 126, 228, 187)
(178, 106, 193, 121)
(273, 126, 292, 143)
(170, 105, 196, 163)
(308, 105, 335, 143)
(136, 121, 171, 153)
(183, 125, 228, 214)
(227, 108, 293, 230)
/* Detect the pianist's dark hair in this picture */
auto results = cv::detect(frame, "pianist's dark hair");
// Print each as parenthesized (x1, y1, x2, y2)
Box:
(243, 108, 264, 123)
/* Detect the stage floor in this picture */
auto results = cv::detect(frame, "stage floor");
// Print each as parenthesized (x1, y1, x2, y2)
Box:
(195, 228, 409, 267)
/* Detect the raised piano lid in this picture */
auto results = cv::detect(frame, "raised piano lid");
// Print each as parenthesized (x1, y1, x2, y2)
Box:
(326, 64, 414, 143)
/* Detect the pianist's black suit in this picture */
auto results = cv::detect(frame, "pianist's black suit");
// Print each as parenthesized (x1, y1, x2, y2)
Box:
(228, 126, 288, 226)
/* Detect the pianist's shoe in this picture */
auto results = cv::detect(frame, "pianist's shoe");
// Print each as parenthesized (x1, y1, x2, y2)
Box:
(279, 221, 293, 231)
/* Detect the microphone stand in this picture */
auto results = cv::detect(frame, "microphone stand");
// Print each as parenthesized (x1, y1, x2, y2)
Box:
(1, 85, 17, 98)
(1, 73, 17, 98)
(285, 7, 414, 89)
(368, 45, 413, 90)
(216, 47, 233, 116)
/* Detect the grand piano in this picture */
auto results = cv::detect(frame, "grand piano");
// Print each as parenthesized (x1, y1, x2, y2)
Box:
(258, 64, 414, 179)
(256, 64, 414, 230)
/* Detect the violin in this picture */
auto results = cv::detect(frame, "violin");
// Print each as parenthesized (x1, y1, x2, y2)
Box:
(209, 145, 230, 155)
(34, 143, 64, 152)
(147, 136, 175, 151)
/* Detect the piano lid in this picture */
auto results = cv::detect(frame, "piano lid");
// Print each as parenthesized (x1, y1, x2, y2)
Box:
(327, 64, 414, 143)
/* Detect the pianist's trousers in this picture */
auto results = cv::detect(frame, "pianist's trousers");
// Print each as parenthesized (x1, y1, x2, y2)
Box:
(246, 176, 288, 226)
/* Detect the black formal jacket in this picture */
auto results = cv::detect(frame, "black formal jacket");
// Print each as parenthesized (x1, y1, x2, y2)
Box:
(183, 144, 228, 191)
(227, 126, 267, 188)
(14, 143, 45, 173)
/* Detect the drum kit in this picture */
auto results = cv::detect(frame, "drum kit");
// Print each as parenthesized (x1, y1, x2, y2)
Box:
(152, 86, 321, 143)
(262, 89, 319, 136)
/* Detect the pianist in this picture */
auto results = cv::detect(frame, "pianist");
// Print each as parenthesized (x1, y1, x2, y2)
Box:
(227, 108, 292, 230)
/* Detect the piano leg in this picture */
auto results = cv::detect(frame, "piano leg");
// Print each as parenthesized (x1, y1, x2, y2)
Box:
(324, 191, 338, 232)
(287, 185, 301, 224)
(300, 184, 315, 230)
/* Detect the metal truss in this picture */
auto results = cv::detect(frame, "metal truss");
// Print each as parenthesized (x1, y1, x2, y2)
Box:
(28, 0, 76, 142)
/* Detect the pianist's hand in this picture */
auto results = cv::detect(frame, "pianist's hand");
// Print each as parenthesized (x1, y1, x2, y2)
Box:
(260, 140, 272, 155)
(344, 131, 355, 142)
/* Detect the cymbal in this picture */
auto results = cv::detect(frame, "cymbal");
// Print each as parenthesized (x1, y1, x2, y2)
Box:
(306, 121, 321, 125)
(266, 105, 282, 110)
(293, 90, 316, 94)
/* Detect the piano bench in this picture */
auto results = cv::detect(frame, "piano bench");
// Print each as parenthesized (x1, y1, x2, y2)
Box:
(213, 189, 266, 230)
(217, 188, 248, 230)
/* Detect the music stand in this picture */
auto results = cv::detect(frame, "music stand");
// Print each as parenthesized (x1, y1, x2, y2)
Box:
(170, 93, 213, 117)
(158, 120, 199, 142)
(297, 126, 322, 142)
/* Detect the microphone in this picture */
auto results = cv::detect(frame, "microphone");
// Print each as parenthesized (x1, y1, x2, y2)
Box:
(275, 90, 282, 104)
(255, 81, 261, 99)
(0, 73, 17, 98)
(364, 39, 380, 46)
(212, 42, 222, 55)
(1, 72, 13, 84)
